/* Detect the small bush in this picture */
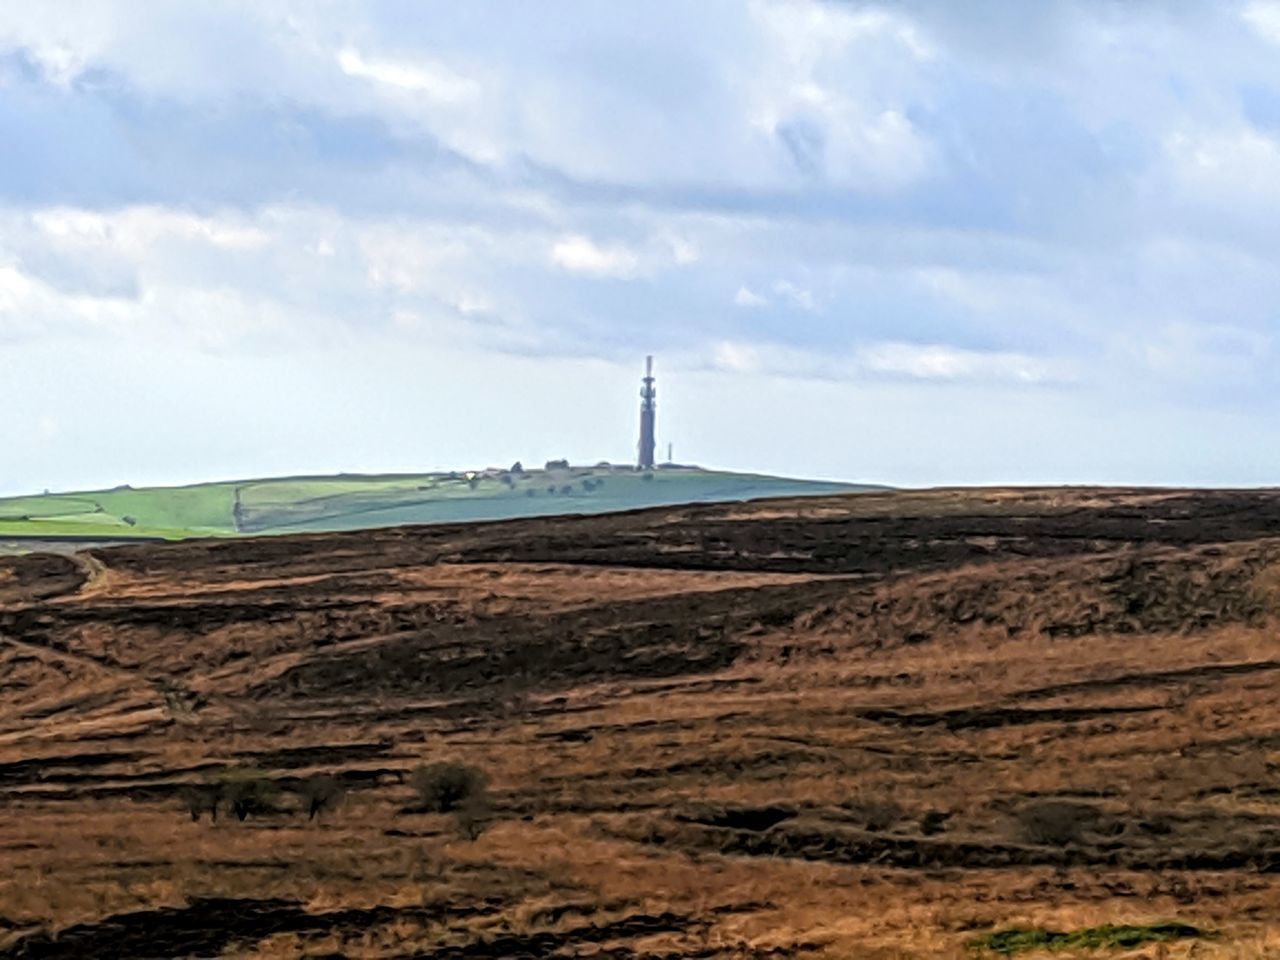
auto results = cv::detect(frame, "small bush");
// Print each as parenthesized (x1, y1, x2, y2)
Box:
(408, 762, 491, 839)
(179, 785, 219, 822)
(409, 761, 487, 814)
(298, 773, 344, 820)
(1016, 800, 1098, 847)
(218, 769, 279, 821)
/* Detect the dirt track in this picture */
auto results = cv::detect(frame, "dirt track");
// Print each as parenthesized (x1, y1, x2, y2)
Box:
(2, 487, 1280, 957)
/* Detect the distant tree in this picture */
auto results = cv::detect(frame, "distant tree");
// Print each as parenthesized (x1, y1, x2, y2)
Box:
(560, 485, 574, 495)
(510, 461, 524, 474)
(408, 762, 490, 840)
(410, 761, 486, 809)
(121, 515, 138, 526)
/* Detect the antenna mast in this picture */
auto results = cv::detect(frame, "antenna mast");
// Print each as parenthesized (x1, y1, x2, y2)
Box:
(637, 356, 656, 470)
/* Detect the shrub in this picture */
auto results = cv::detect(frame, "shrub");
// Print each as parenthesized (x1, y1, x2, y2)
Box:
(298, 773, 344, 820)
(1016, 800, 1098, 847)
(409, 761, 487, 813)
(180, 785, 219, 822)
(218, 769, 279, 821)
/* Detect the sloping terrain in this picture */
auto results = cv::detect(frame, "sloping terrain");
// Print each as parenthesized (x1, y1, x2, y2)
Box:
(0, 466, 872, 542)
(1, 488, 1279, 957)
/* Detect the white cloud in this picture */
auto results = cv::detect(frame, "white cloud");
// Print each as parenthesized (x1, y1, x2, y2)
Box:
(0, 260, 135, 339)
(22, 44, 87, 88)
(745, 0, 937, 188)
(669, 236, 699, 265)
(336, 47, 479, 103)
(357, 221, 496, 293)
(772, 279, 816, 311)
(34, 207, 269, 253)
(447, 291, 493, 316)
(1165, 127, 1280, 210)
(708, 337, 1063, 385)
(749, 1, 933, 66)
(550, 235, 641, 278)
(0, 264, 36, 312)
(713, 340, 766, 373)
(1243, 0, 1280, 45)
(734, 285, 768, 307)
(856, 342, 1058, 384)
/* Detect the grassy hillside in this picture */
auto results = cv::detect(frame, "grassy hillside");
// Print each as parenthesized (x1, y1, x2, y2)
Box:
(0, 466, 878, 542)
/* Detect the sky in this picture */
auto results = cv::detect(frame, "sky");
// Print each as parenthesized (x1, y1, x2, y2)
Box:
(5, 1, 1280, 494)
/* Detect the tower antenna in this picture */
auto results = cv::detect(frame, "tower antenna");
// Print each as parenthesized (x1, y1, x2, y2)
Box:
(637, 356, 656, 470)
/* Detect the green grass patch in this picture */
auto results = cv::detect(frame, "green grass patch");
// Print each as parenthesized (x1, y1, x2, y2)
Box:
(967, 923, 1206, 955)
(0, 467, 883, 542)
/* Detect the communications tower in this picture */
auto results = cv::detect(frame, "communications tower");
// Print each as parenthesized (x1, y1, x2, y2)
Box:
(637, 355, 656, 470)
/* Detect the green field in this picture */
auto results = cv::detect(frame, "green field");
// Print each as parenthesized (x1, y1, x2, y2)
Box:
(0, 465, 880, 545)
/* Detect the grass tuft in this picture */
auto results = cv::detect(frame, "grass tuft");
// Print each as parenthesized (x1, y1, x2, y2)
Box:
(967, 922, 1206, 955)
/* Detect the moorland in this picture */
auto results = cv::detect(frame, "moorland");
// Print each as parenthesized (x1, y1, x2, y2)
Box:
(1, 487, 1279, 957)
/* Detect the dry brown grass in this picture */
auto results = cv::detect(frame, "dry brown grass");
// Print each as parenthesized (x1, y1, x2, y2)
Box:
(2, 488, 1280, 956)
